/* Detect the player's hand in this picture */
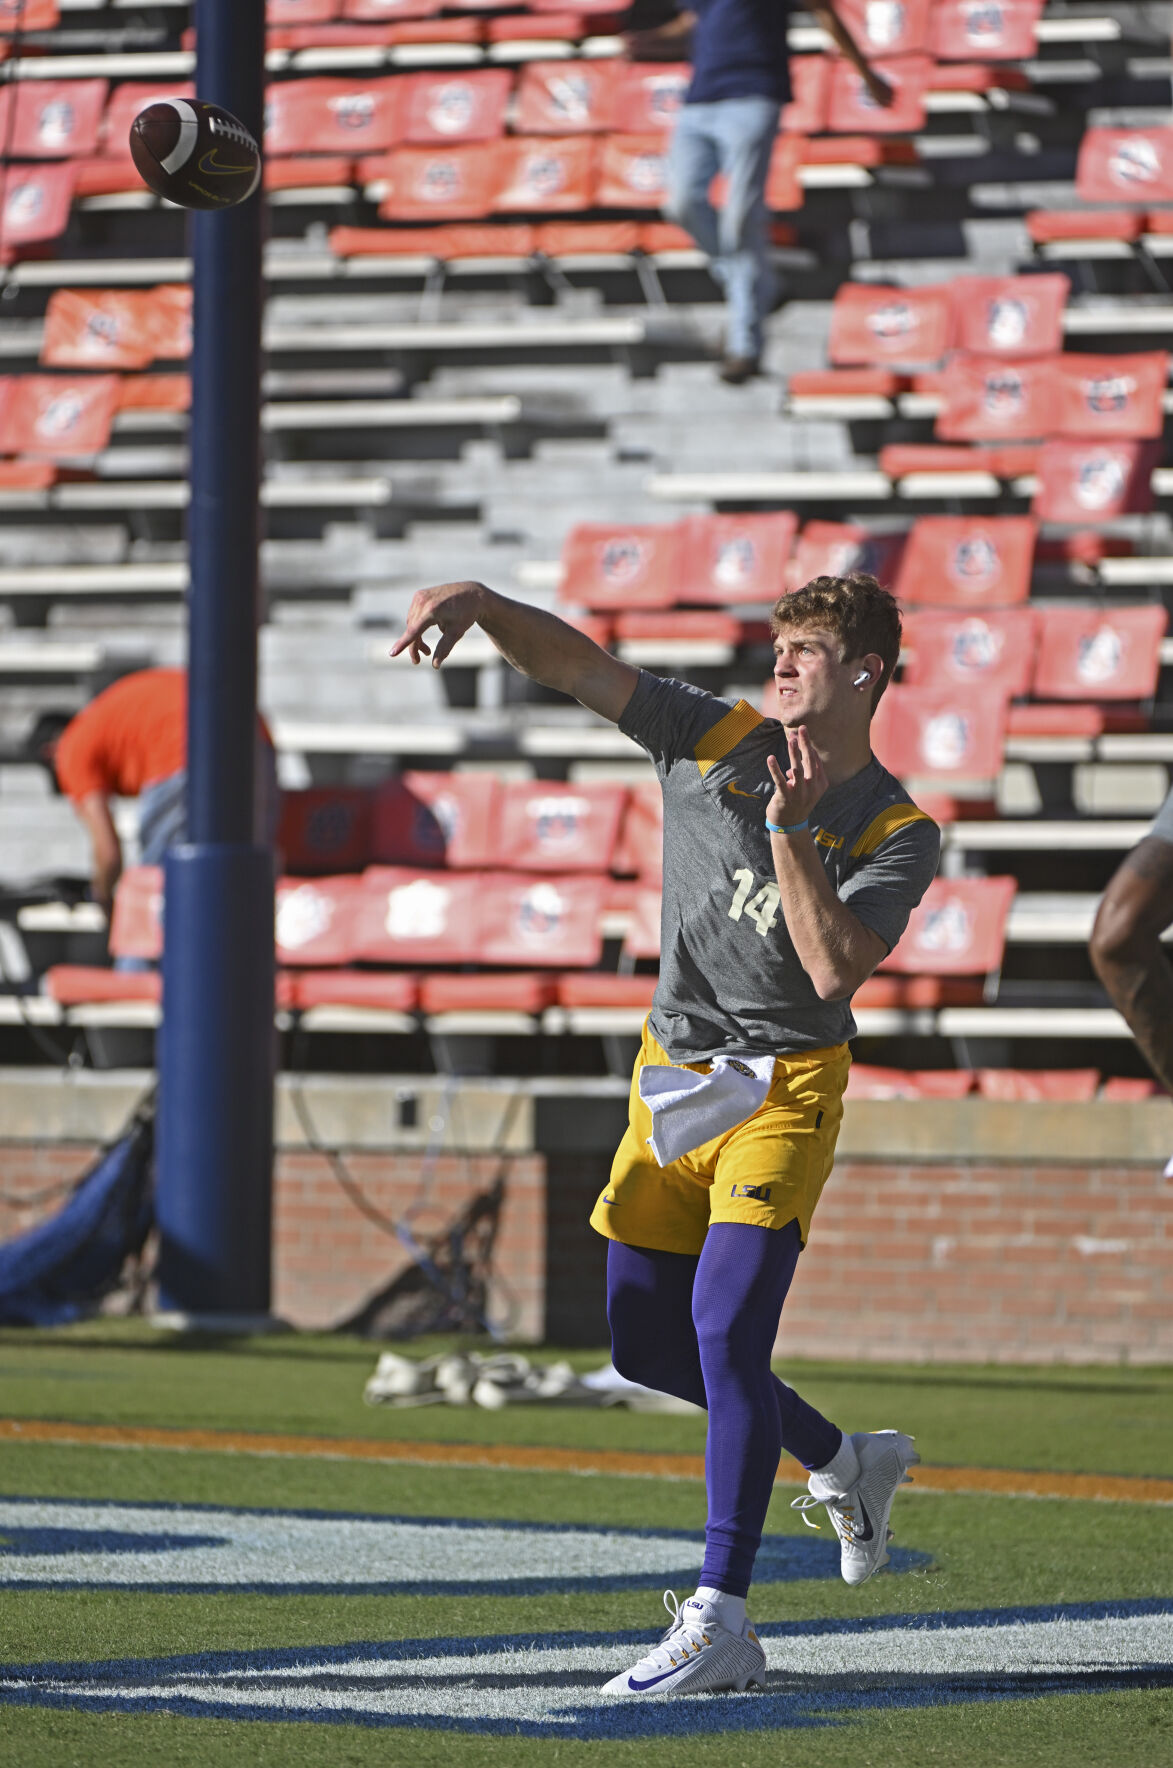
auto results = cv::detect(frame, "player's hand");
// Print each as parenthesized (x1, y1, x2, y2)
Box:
(864, 68, 895, 108)
(765, 726, 827, 827)
(391, 580, 487, 668)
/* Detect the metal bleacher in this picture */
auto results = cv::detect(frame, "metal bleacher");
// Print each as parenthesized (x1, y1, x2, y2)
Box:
(1, 0, 1172, 1094)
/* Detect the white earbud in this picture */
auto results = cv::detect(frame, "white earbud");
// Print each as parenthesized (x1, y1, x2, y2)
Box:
(853, 670, 871, 687)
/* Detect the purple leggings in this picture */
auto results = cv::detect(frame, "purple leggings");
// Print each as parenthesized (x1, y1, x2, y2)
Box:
(606, 1222, 842, 1599)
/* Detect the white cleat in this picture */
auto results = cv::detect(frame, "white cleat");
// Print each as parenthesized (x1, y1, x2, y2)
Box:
(601, 1591, 767, 1698)
(791, 1429, 920, 1587)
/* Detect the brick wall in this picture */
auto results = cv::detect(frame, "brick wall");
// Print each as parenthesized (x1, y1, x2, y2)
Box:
(780, 1158, 1173, 1364)
(1, 1105, 1169, 1362)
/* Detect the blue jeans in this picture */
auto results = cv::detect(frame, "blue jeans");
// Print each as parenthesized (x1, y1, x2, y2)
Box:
(666, 96, 781, 359)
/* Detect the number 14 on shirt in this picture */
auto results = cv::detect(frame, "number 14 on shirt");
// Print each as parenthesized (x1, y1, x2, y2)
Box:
(728, 868, 780, 936)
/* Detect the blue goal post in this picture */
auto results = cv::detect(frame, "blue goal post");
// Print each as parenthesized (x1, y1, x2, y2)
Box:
(156, 0, 276, 1319)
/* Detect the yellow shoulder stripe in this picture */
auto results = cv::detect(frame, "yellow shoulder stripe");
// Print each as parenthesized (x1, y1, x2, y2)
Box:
(694, 700, 764, 778)
(851, 802, 936, 858)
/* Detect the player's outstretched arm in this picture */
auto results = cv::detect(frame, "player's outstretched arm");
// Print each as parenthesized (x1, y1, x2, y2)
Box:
(1090, 835, 1173, 1094)
(391, 579, 640, 726)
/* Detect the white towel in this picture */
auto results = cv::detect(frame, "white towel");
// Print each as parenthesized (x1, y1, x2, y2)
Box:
(640, 1054, 776, 1167)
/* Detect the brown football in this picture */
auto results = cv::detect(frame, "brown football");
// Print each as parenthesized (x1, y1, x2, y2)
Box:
(129, 99, 262, 211)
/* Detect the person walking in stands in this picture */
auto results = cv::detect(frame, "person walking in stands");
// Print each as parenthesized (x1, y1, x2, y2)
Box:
(626, 1, 892, 382)
(1090, 788, 1173, 1099)
(393, 570, 940, 1698)
(50, 667, 277, 919)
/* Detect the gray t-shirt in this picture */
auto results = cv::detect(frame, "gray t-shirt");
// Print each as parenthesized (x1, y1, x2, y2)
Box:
(1152, 787, 1173, 844)
(619, 672, 942, 1061)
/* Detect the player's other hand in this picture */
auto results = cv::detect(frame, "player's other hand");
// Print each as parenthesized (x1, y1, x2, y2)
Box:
(391, 580, 487, 668)
(766, 726, 827, 826)
(864, 69, 895, 108)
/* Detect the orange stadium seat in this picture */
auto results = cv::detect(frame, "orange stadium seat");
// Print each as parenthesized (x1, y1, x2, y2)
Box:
(788, 368, 908, 398)
(612, 781, 662, 881)
(1031, 437, 1160, 522)
(1027, 208, 1145, 246)
(595, 134, 669, 210)
(614, 609, 744, 647)
(560, 521, 681, 610)
(352, 867, 482, 965)
(833, 0, 931, 55)
(798, 135, 919, 168)
(894, 515, 1037, 607)
(265, 77, 403, 155)
(1026, 209, 1144, 246)
(902, 607, 1039, 697)
(275, 876, 363, 966)
(609, 63, 689, 134)
(485, 14, 585, 46)
(0, 1, 60, 29)
(781, 55, 830, 134)
(1076, 127, 1173, 205)
(949, 273, 1069, 357)
(399, 70, 512, 145)
(268, 0, 339, 21)
(43, 966, 161, 1007)
(418, 971, 559, 1015)
(1051, 351, 1168, 440)
(845, 1065, 975, 1099)
(117, 374, 191, 411)
(677, 512, 799, 605)
(933, 62, 1030, 94)
(265, 156, 356, 189)
(786, 520, 906, 592)
(342, 0, 445, 17)
(72, 157, 138, 199)
(100, 85, 196, 156)
(829, 282, 953, 367)
(288, 969, 418, 1012)
(976, 1069, 1100, 1102)
(826, 55, 932, 134)
(879, 874, 1017, 978)
(879, 441, 1040, 480)
(1031, 604, 1167, 703)
(480, 873, 608, 968)
(514, 61, 620, 136)
(765, 133, 803, 211)
(1100, 1076, 1161, 1100)
(493, 781, 627, 872)
(109, 867, 163, 963)
(278, 786, 373, 875)
(382, 17, 485, 45)
(0, 460, 57, 489)
(0, 374, 121, 458)
(871, 683, 1008, 784)
(537, 219, 640, 256)
(555, 972, 658, 1010)
(0, 163, 75, 254)
(373, 773, 500, 868)
(493, 136, 596, 213)
(931, 0, 1041, 60)
(0, 81, 107, 159)
(935, 353, 1058, 441)
(379, 144, 502, 220)
(41, 286, 190, 370)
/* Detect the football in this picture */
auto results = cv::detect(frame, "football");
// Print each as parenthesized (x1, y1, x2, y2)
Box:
(129, 99, 262, 211)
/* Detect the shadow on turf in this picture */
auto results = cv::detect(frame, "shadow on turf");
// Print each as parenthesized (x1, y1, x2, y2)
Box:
(1, 1600, 1169, 1740)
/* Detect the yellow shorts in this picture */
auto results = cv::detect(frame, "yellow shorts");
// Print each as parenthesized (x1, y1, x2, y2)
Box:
(589, 1021, 850, 1257)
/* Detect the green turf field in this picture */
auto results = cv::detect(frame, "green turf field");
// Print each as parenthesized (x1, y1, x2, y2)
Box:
(0, 1324, 1170, 1766)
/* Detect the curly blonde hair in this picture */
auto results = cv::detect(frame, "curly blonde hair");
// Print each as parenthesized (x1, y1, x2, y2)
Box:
(770, 572, 902, 709)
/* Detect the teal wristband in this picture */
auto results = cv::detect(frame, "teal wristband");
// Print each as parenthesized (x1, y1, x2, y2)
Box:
(766, 817, 808, 835)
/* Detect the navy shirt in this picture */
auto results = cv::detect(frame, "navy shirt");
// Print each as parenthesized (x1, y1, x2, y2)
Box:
(687, 0, 791, 106)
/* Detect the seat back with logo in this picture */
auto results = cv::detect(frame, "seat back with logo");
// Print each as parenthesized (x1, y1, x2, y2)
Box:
(398, 70, 511, 145)
(787, 520, 907, 592)
(1076, 127, 1173, 204)
(561, 521, 682, 610)
(931, 0, 1042, 59)
(871, 683, 1008, 782)
(894, 515, 1036, 607)
(902, 607, 1038, 696)
(1031, 605, 1167, 702)
(493, 781, 627, 872)
(1052, 351, 1168, 441)
(514, 61, 621, 135)
(266, 76, 403, 155)
(275, 875, 363, 967)
(880, 874, 1016, 977)
(0, 80, 107, 159)
(493, 135, 596, 213)
(677, 512, 798, 605)
(1032, 437, 1160, 522)
(372, 773, 500, 868)
(830, 282, 954, 366)
(949, 273, 1068, 357)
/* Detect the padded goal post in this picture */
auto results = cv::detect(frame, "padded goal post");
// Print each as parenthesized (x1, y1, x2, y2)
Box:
(155, 0, 275, 1320)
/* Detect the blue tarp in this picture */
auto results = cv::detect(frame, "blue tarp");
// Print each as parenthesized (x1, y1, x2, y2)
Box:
(0, 1107, 154, 1325)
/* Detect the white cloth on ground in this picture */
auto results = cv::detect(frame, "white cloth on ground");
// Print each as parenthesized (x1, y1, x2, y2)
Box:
(639, 1053, 776, 1167)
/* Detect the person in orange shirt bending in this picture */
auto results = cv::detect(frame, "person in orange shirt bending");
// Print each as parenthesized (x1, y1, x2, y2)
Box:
(51, 668, 276, 918)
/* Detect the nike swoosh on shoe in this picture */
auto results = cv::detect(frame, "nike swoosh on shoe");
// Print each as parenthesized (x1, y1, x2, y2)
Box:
(627, 1668, 682, 1691)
